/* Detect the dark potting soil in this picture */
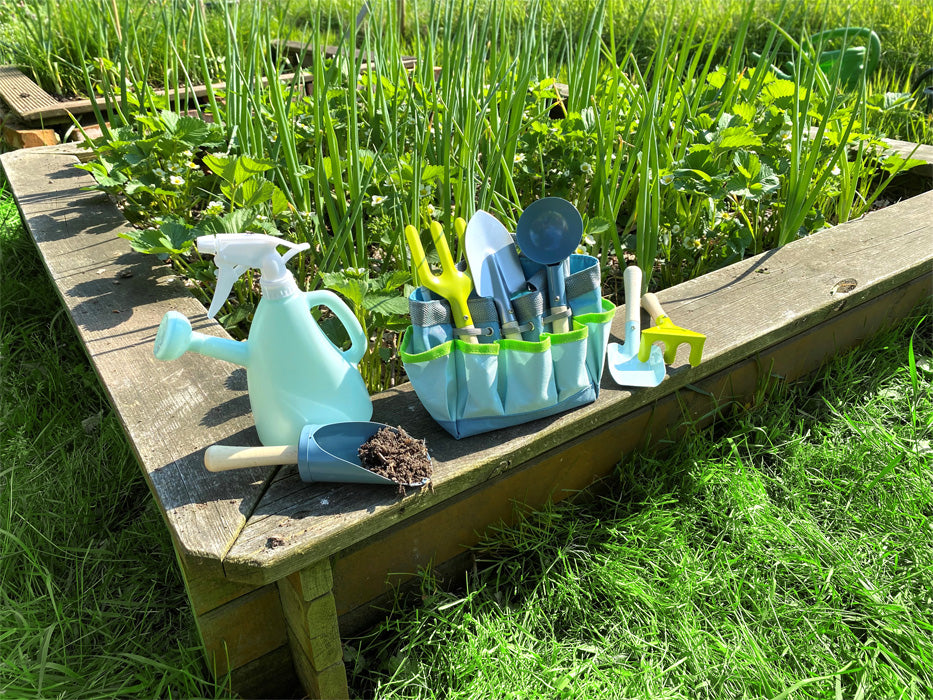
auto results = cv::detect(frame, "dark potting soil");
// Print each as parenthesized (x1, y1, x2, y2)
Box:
(358, 426, 432, 493)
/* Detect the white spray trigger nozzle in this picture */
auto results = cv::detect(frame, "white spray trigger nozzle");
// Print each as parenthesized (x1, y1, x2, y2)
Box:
(281, 241, 310, 264)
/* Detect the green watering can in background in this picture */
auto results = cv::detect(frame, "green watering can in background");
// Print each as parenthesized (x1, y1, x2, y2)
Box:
(772, 27, 882, 88)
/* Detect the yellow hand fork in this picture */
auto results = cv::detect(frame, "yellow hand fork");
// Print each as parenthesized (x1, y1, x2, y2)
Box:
(405, 219, 479, 344)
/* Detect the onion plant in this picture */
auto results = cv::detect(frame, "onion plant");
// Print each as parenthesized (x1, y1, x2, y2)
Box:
(71, 0, 927, 392)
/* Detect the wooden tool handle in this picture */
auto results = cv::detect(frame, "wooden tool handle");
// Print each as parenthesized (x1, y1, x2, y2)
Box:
(551, 309, 570, 334)
(623, 266, 642, 326)
(641, 293, 668, 322)
(204, 444, 299, 472)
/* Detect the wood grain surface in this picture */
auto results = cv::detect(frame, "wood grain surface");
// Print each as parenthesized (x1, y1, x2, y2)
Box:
(0, 65, 59, 118)
(223, 188, 933, 584)
(0, 149, 273, 573)
(4, 145, 931, 593)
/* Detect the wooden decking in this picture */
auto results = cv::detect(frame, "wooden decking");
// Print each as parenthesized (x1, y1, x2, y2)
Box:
(2, 143, 931, 697)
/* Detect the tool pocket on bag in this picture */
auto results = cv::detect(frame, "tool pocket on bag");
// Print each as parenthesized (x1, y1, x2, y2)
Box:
(574, 298, 615, 385)
(546, 325, 591, 402)
(497, 338, 558, 414)
(455, 341, 505, 420)
(399, 331, 459, 425)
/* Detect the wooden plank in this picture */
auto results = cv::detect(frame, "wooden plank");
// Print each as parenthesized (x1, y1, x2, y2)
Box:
(332, 275, 931, 623)
(175, 549, 258, 617)
(0, 64, 306, 123)
(227, 644, 298, 700)
(222, 187, 933, 585)
(0, 149, 274, 570)
(197, 585, 288, 677)
(0, 65, 60, 119)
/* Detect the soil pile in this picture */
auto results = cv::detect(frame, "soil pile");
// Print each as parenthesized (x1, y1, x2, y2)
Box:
(358, 426, 432, 492)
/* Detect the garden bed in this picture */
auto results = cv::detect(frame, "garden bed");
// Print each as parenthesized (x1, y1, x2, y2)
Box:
(3, 141, 931, 698)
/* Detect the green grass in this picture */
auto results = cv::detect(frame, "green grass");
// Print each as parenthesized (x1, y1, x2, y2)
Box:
(0, 180, 224, 698)
(346, 309, 933, 698)
(2, 174, 931, 698)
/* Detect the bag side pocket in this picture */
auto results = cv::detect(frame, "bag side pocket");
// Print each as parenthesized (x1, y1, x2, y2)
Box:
(574, 298, 616, 389)
(454, 340, 504, 420)
(498, 337, 557, 414)
(400, 327, 458, 425)
(545, 323, 591, 402)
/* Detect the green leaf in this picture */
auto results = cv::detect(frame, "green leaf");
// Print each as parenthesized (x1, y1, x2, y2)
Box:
(373, 269, 411, 293)
(320, 271, 367, 308)
(716, 126, 762, 150)
(200, 208, 259, 235)
(158, 218, 199, 253)
(732, 102, 755, 123)
(171, 116, 212, 147)
(118, 228, 167, 255)
(362, 292, 409, 316)
(585, 216, 614, 238)
(223, 178, 276, 209)
(270, 186, 291, 217)
(118, 218, 195, 255)
(420, 165, 445, 183)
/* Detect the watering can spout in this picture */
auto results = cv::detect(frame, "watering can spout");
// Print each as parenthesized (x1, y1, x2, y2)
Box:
(154, 311, 250, 368)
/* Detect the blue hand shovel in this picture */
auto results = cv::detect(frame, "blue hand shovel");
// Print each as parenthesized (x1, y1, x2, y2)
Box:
(204, 422, 431, 487)
(516, 197, 582, 334)
(606, 265, 665, 387)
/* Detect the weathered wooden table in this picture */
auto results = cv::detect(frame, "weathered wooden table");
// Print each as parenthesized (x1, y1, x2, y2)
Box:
(3, 144, 931, 698)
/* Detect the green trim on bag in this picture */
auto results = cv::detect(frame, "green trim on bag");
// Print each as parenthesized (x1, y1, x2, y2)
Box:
(544, 324, 588, 345)
(400, 326, 454, 363)
(497, 336, 551, 353)
(574, 298, 615, 325)
(454, 338, 500, 354)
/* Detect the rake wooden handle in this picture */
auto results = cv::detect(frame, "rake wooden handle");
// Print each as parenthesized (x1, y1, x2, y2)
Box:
(641, 293, 668, 323)
(204, 444, 299, 472)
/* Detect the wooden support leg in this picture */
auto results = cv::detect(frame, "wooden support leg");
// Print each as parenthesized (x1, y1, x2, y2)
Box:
(277, 560, 349, 700)
(175, 551, 297, 698)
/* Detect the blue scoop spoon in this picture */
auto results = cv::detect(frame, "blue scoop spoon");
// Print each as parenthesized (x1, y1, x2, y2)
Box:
(203, 422, 431, 487)
(515, 197, 582, 334)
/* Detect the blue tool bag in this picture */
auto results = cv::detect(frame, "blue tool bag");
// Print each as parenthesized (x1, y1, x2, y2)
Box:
(401, 254, 613, 439)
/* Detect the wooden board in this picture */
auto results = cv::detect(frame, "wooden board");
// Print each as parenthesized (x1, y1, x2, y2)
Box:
(222, 188, 933, 585)
(331, 275, 932, 628)
(0, 149, 274, 573)
(0, 65, 309, 124)
(5, 139, 932, 596)
(0, 65, 60, 120)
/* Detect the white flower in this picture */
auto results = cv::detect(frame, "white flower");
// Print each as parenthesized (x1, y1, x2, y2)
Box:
(153, 168, 166, 177)
(427, 204, 438, 218)
(187, 161, 199, 170)
(419, 184, 431, 196)
(831, 165, 841, 176)
(691, 238, 703, 250)
(169, 175, 185, 186)
(514, 152, 526, 165)
(371, 195, 387, 206)
(660, 174, 674, 185)
(182, 149, 193, 158)
(580, 162, 593, 174)
(205, 200, 225, 215)
(583, 234, 596, 247)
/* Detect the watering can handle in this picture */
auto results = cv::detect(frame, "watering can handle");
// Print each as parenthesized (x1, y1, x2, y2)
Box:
(809, 27, 881, 76)
(304, 289, 367, 366)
